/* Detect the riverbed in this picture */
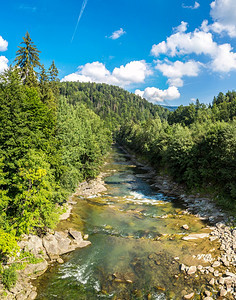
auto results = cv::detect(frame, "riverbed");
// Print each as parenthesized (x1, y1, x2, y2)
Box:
(35, 146, 224, 299)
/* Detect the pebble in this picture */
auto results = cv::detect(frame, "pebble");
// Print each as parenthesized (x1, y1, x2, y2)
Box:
(187, 266, 197, 275)
(182, 224, 189, 230)
(184, 292, 195, 299)
(220, 288, 227, 297)
(209, 278, 215, 286)
(212, 261, 220, 268)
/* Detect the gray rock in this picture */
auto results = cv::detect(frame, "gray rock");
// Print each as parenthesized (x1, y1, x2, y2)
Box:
(23, 259, 48, 276)
(184, 292, 194, 299)
(187, 266, 197, 275)
(220, 288, 227, 297)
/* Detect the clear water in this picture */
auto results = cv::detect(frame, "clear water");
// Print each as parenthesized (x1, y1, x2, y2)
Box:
(35, 146, 219, 299)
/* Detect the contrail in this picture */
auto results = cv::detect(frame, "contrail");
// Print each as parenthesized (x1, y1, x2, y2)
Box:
(71, 0, 88, 42)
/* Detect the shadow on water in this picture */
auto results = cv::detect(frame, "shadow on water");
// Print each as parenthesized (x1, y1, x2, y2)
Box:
(34, 146, 219, 300)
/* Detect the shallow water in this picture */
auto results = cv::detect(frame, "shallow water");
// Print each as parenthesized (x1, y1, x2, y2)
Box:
(35, 146, 219, 299)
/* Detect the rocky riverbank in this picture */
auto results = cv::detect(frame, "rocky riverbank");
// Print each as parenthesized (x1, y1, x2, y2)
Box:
(0, 173, 107, 300)
(119, 145, 236, 299)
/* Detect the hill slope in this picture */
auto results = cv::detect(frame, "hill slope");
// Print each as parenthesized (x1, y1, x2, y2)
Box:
(59, 82, 169, 129)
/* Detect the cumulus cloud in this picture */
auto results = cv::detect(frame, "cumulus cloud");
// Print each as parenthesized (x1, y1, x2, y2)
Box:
(151, 24, 217, 57)
(182, 1, 200, 10)
(0, 36, 8, 52)
(109, 28, 126, 40)
(151, 21, 236, 73)
(0, 56, 9, 73)
(155, 60, 201, 87)
(209, 0, 236, 37)
(61, 60, 152, 87)
(135, 86, 180, 103)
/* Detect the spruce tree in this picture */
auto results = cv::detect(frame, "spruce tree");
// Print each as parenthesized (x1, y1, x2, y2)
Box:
(14, 32, 41, 85)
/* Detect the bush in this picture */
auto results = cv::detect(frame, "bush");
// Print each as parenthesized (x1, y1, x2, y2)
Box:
(1, 266, 17, 290)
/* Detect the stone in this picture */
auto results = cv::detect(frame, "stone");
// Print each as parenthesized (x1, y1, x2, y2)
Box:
(197, 265, 203, 270)
(180, 264, 186, 272)
(27, 291, 37, 299)
(209, 278, 215, 286)
(208, 267, 214, 273)
(203, 298, 213, 300)
(182, 233, 209, 240)
(182, 224, 189, 230)
(212, 261, 220, 268)
(18, 234, 46, 257)
(23, 259, 48, 276)
(187, 266, 197, 275)
(184, 292, 195, 299)
(220, 288, 227, 297)
(205, 291, 211, 297)
(84, 234, 89, 240)
(57, 257, 64, 264)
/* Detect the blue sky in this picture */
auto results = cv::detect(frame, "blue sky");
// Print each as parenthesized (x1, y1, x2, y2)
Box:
(1, 0, 236, 106)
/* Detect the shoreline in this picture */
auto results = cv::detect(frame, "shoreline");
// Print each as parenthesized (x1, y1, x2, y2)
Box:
(119, 144, 236, 299)
(0, 173, 108, 300)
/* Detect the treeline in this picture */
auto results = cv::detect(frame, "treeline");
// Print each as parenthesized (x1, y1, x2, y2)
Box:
(117, 96, 236, 212)
(0, 32, 112, 262)
(59, 81, 169, 129)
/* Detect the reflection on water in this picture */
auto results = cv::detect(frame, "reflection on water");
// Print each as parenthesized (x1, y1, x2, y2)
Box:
(35, 146, 218, 299)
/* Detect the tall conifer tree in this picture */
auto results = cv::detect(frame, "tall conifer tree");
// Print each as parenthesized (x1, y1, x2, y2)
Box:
(14, 32, 41, 85)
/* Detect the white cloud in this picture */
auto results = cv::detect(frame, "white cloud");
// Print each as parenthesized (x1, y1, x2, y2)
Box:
(61, 60, 152, 87)
(135, 86, 180, 103)
(151, 21, 236, 73)
(155, 60, 201, 87)
(0, 56, 9, 73)
(151, 25, 217, 57)
(0, 36, 8, 52)
(109, 28, 126, 40)
(211, 43, 236, 72)
(209, 0, 236, 37)
(182, 1, 200, 10)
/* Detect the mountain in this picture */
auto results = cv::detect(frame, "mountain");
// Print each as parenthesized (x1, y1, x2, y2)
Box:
(59, 82, 170, 129)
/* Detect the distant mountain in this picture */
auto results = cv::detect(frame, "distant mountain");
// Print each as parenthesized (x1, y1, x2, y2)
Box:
(161, 105, 178, 111)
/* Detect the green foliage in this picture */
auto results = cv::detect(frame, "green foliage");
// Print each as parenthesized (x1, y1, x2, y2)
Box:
(59, 81, 169, 130)
(0, 230, 18, 259)
(1, 266, 17, 290)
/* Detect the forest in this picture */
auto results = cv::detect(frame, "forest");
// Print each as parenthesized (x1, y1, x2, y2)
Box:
(0, 32, 235, 290)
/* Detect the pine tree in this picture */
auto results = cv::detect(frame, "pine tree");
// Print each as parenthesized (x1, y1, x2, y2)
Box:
(14, 32, 41, 85)
(48, 60, 59, 82)
(48, 60, 59, 96)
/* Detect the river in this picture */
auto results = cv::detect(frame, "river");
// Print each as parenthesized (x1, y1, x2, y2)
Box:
(35, 146, 219, 299)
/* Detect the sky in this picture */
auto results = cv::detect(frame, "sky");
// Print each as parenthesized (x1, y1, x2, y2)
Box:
(1, 0, 236, 106)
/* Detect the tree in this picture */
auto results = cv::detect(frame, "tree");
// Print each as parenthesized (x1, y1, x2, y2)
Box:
(14, 32, 41, 85)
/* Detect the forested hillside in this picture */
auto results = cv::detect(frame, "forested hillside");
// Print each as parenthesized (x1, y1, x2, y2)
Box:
(117, 95, 236, 212)
(59, 81, 169, 129)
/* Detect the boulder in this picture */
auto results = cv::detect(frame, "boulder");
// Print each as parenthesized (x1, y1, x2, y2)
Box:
(187, 266, 197, 275)
(23, 259, 48, 276)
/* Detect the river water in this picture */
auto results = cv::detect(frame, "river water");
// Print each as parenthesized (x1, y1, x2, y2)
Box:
(35, 146, 219, 299)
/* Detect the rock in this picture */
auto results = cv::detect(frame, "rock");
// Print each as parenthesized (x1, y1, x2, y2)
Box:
(69, 229, 83, 242)
(187, 266, 197, 275)
(182, 233, 209, 240)
(208, 267, 214, 273)
(182, 224, 189, 230)
(84, 234, 89, 240)
(205, 291, 211, 297)
(209, 236, 218, 241)
(18, 234, 46, 258)
(57, 257, 64, 264)
(23, 259, 48, 276)
(220, 288, 227, 297)
(59, 204, 73, 220)
(209, 278, 215, 286)
(203, 298, 213, 300)
(27, 291, 37, 299)
(219, 277, 224, 285)
(42, 234, 60, 260)
(197, 265, 203, 270)
(213, 270, 220, 277)
(180, 264, 186, 272)
(212, 261, 220, 268)
(184, 292, 195, 299)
